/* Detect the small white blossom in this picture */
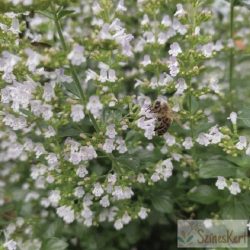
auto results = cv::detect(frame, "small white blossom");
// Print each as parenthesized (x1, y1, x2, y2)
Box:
(87, 95, 103, 118)
(67, 44, 86, 66)
(57, 205, 75, 223)
(114, 219, 123, 230)
(3, 240, 17, 250)
(138, 207, 148, 219)
(228, 112, 237, 125)
(228, 182, 241, 195)
(100, 195, 110, 207)
(196, 133, 210, 146)
(182, 137, 193, 150)
(169, 42, 182, 56)
(103, 138, 116, 153)
(215, 176, 227, 190)
(92, 183, 104, 197)
(71, 104, 85, 122)
(76, 165, 88, 178)
(74, 186, 85, 198)
(236, 136, 247, 150)
(106, 124, 117, 139)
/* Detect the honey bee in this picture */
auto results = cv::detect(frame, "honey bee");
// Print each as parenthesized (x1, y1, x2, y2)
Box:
(148, 101, 174, 135)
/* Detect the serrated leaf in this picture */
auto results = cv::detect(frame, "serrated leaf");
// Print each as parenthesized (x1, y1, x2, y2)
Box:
(188, 185, 218, 205)
(151, 194, 173, 213)
(41, 238, 68, 250)
(199, 159, 237, 178)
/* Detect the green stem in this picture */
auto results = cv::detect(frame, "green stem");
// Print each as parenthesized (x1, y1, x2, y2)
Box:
(50, 3, 120, 173)
(189, 93, 194, 139)
(229, 0, 235, 109)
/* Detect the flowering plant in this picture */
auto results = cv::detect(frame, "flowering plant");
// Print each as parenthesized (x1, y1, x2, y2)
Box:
(0, 0, 250, 249)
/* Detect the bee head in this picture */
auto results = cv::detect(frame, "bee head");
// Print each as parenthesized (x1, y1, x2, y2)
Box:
(154, 101, 161, 108)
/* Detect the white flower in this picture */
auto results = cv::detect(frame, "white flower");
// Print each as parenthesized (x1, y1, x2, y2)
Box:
(168, 56, 179, 77)
(80, 145, 97, 161)
(67, 44, 86, 66)
(151, 172, 160, 182)
(141, 14, 149, 26)
(137, 115, 156, 140)
(203, 219, 213, 228)
(175, 78, 187, 95)
(183, 137, 193, 149)
(76, 165, 88, 178)
(138, 207, 148, 219)
(87, 95, 103, 118)
(236, 136, 247, 150)
(69, 151, 82, 165)
(121, 212, 131, 224)
(92, 183, 104, 197)
(141, 55, 151, 66)
(161, 15, 171, 27)
(103, 138, 116, 153)
(106, 124, 117, 139)
(200, 43, 214, 57)
(164, 133, 176, 146)
(137, 173, 145, 183)
(100, 195, 110, 207)
(116, 137, 127, 153)
(43, 82, 55, 102)
(169, 42, 182, 56)
(41, 104, 53, 121)
(227, 112, 237, 125)
(215, 176, 227, 190)
(92, 1, 102, 14)
(3, 240, 17, 250)
(57, 205, 75, 223)
(174, 4, 186, 17)
(228, 182, 241, 195)
(25, 48, 42, 72)
(74, 186, 85, 198)
(44, 126, 56, 138)
(117, 0, 127, 12)
(114, 219, 123, 230)
(208, 126, 223, 144)
(108, 69, 117, 82)
(196, 133, 210, 146)
(46, 153, 58, 168)
(48, 190, 61, 207)
(71, 104, 85, 122)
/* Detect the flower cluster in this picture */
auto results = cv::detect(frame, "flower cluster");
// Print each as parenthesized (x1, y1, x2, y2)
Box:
(1, 0, 250, 249)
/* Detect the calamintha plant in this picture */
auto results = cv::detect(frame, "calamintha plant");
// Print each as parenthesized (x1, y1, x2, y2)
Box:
(0, 0, 250, 249)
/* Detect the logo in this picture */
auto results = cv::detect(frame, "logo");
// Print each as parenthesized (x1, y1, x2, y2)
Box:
(177, 220, 248, 248)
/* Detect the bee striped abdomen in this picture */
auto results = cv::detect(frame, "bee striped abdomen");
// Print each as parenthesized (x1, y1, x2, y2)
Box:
(149, 101, 173, 136)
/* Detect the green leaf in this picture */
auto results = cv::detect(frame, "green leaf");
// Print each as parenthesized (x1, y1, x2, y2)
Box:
(199, 159, 237, 178)
(62, 82, 81, 98)
(184, 95, 199, 113)
(37, 10, 54, 19)
(188, 185, 218, 205)
(41, 238, 68, 250)
(57, 9, 75, 19)
(221, 199, 249, 219)
(58, 125, 81, 137)
(151, 194, 173, 213)
(238, 107, 250, 127)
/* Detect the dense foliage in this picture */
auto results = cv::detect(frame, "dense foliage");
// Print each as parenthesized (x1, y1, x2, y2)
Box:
(0, 0, 250, 249)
